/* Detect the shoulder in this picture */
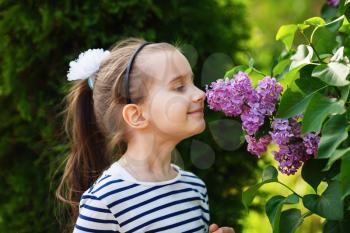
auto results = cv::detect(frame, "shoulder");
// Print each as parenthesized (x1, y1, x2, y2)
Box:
(179, 166, 206, 186)
(178, 167, 210, 214)
(85, 172, 133, 198)
(178, 166, 208, 193)
(79, 173, 136, 217)
(76, 189, 119, 232)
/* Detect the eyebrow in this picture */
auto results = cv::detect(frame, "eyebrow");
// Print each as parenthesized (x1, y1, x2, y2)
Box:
(168, 73, 194, 84)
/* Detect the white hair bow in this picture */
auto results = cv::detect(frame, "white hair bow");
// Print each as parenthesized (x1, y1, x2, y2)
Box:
(67, 48, 110, 89)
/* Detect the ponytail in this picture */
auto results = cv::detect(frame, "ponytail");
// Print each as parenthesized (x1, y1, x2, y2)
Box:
(55, 80, 112, 230)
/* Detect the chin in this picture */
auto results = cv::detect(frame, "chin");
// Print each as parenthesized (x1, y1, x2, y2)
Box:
(191, 120, 206, 135)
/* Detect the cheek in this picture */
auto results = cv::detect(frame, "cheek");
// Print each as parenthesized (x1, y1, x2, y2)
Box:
(165, 99, 188, 123)
(149, 93, 189, 126)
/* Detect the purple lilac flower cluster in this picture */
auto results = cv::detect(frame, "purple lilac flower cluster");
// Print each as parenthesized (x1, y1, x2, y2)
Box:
(327, 0, 339, 7)
(245, 135, 272, 158)
(205, 71, 283, 135)
(270, 114, 320, 175)
(205, 72, 321, 175)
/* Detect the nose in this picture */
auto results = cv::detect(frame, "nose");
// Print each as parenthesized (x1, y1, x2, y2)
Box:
(193, 87, 206, 103)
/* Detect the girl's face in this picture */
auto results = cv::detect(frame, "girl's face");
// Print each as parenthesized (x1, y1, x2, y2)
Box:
(141, 49, 206, 141)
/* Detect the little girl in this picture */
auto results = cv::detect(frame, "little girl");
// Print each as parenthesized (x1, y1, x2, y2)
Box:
(56, 37, 234, 233)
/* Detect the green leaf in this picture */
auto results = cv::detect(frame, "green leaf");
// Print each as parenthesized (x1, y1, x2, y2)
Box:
(262, 165, 278, 182)
(324, 147, 350, 171)
(279, 209, 304, 233)
(302, 93, 346, 133)
(339, 85, 350, 102)
(266, 195, 285, 233)
(273, 58, 290, 76)
(311, 17, 344, 55)
(325, 16, 345, 32)
(224, 65, 249, 79)
(242, 166, 279, 209)
(339, 16, 350, 33)
(303, 181, 344, 220)
(277, 76, 327, 118)
(266, 194, 299, 233)
(340, 153, 350, 198)
(302, 158, 328, 192)
(242, 181, 274, 209)
(245, 67, 265, 87)
(278, 66, 301, 88)
(318, 114, 348, 159)
(321, 4, 338, 21)
(312, 63, 350, 87)
(304, 17, 326, 26)
(285, 194, 300, 204)
(345, 1, 350, 23)
(323, 218, 350, 233)
(338, 0, 347, 15)
(302, 158, 340, 192)
(297, 23, 310, 31)
(279, 62, 318, 89)
(312, 28, 336, 55)
(276, 24, 298, 50)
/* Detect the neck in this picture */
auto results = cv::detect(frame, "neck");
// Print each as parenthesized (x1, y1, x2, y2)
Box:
(120, 130, 180, 181)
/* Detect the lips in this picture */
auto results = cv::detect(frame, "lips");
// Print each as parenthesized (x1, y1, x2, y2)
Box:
(188, 108, 204, 114)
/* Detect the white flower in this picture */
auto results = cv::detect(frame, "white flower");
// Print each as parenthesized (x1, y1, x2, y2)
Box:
(67, 48, 110, 81)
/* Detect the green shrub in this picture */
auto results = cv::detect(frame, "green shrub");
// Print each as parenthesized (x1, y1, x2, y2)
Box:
(0, 0, 255, 232)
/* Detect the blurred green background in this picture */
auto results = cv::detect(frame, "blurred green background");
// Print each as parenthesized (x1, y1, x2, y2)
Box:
(0, 0, 324, 232)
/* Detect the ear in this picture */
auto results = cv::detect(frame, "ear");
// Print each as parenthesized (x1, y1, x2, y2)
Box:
(122, 104, 149, 129)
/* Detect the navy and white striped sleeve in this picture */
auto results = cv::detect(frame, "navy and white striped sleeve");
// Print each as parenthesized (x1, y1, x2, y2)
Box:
(202, 184, 210, 230)
(73, 194, 120, 233)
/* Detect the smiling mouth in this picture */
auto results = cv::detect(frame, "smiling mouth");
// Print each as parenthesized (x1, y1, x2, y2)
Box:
(188, 109, 204, 115)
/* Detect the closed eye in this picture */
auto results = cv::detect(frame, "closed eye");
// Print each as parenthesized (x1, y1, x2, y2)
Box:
(175, 85, 186, 92)
(174, 77, 194, 92)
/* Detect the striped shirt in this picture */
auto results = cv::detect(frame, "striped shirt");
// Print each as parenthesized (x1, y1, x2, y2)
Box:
(73, 161, 210, 233)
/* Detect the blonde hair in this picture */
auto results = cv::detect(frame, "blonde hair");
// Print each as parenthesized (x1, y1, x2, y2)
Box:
(55, 37, 180, 230)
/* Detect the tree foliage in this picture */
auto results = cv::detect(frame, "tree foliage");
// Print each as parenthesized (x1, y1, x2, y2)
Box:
(0, 0, 253, 232)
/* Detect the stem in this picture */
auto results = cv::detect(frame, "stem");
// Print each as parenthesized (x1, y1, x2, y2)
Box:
(277, 181, 303, 198)
(300, 30, 323, 64)
(310, 44, 323, 64)
(302, 211, 313, 219)
(310, 26, 318, 43)
(252, 67, 267, 77)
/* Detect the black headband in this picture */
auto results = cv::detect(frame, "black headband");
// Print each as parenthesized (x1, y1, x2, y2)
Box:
(123, 41, 154, 104)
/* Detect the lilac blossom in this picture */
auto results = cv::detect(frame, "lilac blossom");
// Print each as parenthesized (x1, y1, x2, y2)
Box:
(242, 76, 283, 135)
(245, 135, 272, 158)
(205, 72, 283, 135)
(255, 77, 283, 115)
(205, 72, 254, 117)
(303, 132, 320, 156)
(270, 118, 293, 145)
(327, 0, 339, 7)
(205, 71, 320, 175)
(240, 103, 266, 135)
(205, 78, 232, 112)
(273, 143, 307, 175)
(290, 114, 303, 138)
(270, 115, 320, 175)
